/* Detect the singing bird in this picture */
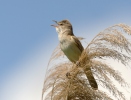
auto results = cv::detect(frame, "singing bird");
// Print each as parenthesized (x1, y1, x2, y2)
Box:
(51, 20, 98, 90)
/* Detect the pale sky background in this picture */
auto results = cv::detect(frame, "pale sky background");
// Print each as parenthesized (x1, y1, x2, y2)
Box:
(0, 0, 131, 100)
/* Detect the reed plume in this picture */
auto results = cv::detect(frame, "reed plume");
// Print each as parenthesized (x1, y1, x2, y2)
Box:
(42, 24, 131, 100)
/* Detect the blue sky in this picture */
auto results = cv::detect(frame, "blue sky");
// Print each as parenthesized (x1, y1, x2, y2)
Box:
(0, 0, 131, 100)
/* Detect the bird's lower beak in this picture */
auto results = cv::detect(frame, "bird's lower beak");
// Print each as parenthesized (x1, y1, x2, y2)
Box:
(51, 24, 58, 27)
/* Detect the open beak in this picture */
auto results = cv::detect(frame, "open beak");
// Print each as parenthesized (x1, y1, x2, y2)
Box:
(51, 20, 58, 27)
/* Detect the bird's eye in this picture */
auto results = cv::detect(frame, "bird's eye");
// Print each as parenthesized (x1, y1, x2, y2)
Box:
(59, 23, 63, 25)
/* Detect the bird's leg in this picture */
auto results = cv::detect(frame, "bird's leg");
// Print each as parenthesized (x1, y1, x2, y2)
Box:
(66, 62, 77, 79)
(66, 61, 81, 79)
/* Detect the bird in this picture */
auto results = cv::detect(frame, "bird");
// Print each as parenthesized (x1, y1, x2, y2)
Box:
(51, 19, 98, 90)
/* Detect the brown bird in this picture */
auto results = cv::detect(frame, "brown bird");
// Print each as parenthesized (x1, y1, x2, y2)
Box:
(51, 19, 98, 90)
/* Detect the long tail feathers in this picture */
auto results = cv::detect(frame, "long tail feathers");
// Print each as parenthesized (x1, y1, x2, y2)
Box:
(84, 67, 98, 90)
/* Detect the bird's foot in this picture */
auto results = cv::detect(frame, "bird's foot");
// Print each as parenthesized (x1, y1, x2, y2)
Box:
(66, 72, 71, 79)
(76, 61, 80, 67)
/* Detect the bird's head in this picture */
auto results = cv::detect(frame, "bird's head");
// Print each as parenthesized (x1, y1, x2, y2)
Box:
(51, 20, 73, 35)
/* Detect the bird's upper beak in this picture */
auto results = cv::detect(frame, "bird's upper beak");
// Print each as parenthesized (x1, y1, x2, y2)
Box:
(51, 20, 58, 27)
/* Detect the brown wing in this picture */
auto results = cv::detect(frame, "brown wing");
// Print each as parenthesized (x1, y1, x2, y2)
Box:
(71, 36, 84, 52)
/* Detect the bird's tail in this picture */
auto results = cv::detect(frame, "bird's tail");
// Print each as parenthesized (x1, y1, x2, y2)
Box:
(84, 67, 98, 90)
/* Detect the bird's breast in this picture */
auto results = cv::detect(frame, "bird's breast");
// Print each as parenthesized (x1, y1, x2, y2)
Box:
(58, 35, 82, 63)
